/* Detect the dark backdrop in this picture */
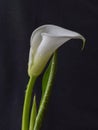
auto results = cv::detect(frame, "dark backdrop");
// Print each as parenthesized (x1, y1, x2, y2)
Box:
(0, 0, 98, 130)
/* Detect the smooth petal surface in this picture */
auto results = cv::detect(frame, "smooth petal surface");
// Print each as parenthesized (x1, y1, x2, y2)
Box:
(28, 25, 85, 76)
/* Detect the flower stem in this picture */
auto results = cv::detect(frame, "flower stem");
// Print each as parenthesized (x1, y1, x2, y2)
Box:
(22, 75, 37, 130)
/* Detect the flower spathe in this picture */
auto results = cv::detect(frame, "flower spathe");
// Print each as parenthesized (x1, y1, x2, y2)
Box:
(28, 24, 85, 77)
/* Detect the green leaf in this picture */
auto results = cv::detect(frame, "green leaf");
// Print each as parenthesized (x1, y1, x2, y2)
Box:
(41, 60, 52, 97)
(29, 95, 37, 130)
(33, 51, 57, 130)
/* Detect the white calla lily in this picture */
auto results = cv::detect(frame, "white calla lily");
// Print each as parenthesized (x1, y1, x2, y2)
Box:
(28, 24, 85, 76)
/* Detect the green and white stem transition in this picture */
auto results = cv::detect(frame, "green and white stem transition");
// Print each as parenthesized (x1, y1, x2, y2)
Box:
(22, 25, 85, 130)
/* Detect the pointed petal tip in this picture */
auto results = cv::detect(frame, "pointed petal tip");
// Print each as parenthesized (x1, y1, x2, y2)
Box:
(81, 36, 86, 51)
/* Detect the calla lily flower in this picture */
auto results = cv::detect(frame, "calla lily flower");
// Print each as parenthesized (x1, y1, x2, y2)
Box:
(28, 24, 85, 77)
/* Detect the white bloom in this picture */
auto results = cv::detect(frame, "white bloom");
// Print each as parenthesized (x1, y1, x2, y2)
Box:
(28, 25, 85, 76)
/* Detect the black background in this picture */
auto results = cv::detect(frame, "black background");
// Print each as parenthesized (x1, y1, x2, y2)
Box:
(0, 0, 98, 129)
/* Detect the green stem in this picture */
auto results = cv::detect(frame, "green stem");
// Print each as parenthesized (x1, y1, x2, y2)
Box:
(22, 75, 37, 130)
